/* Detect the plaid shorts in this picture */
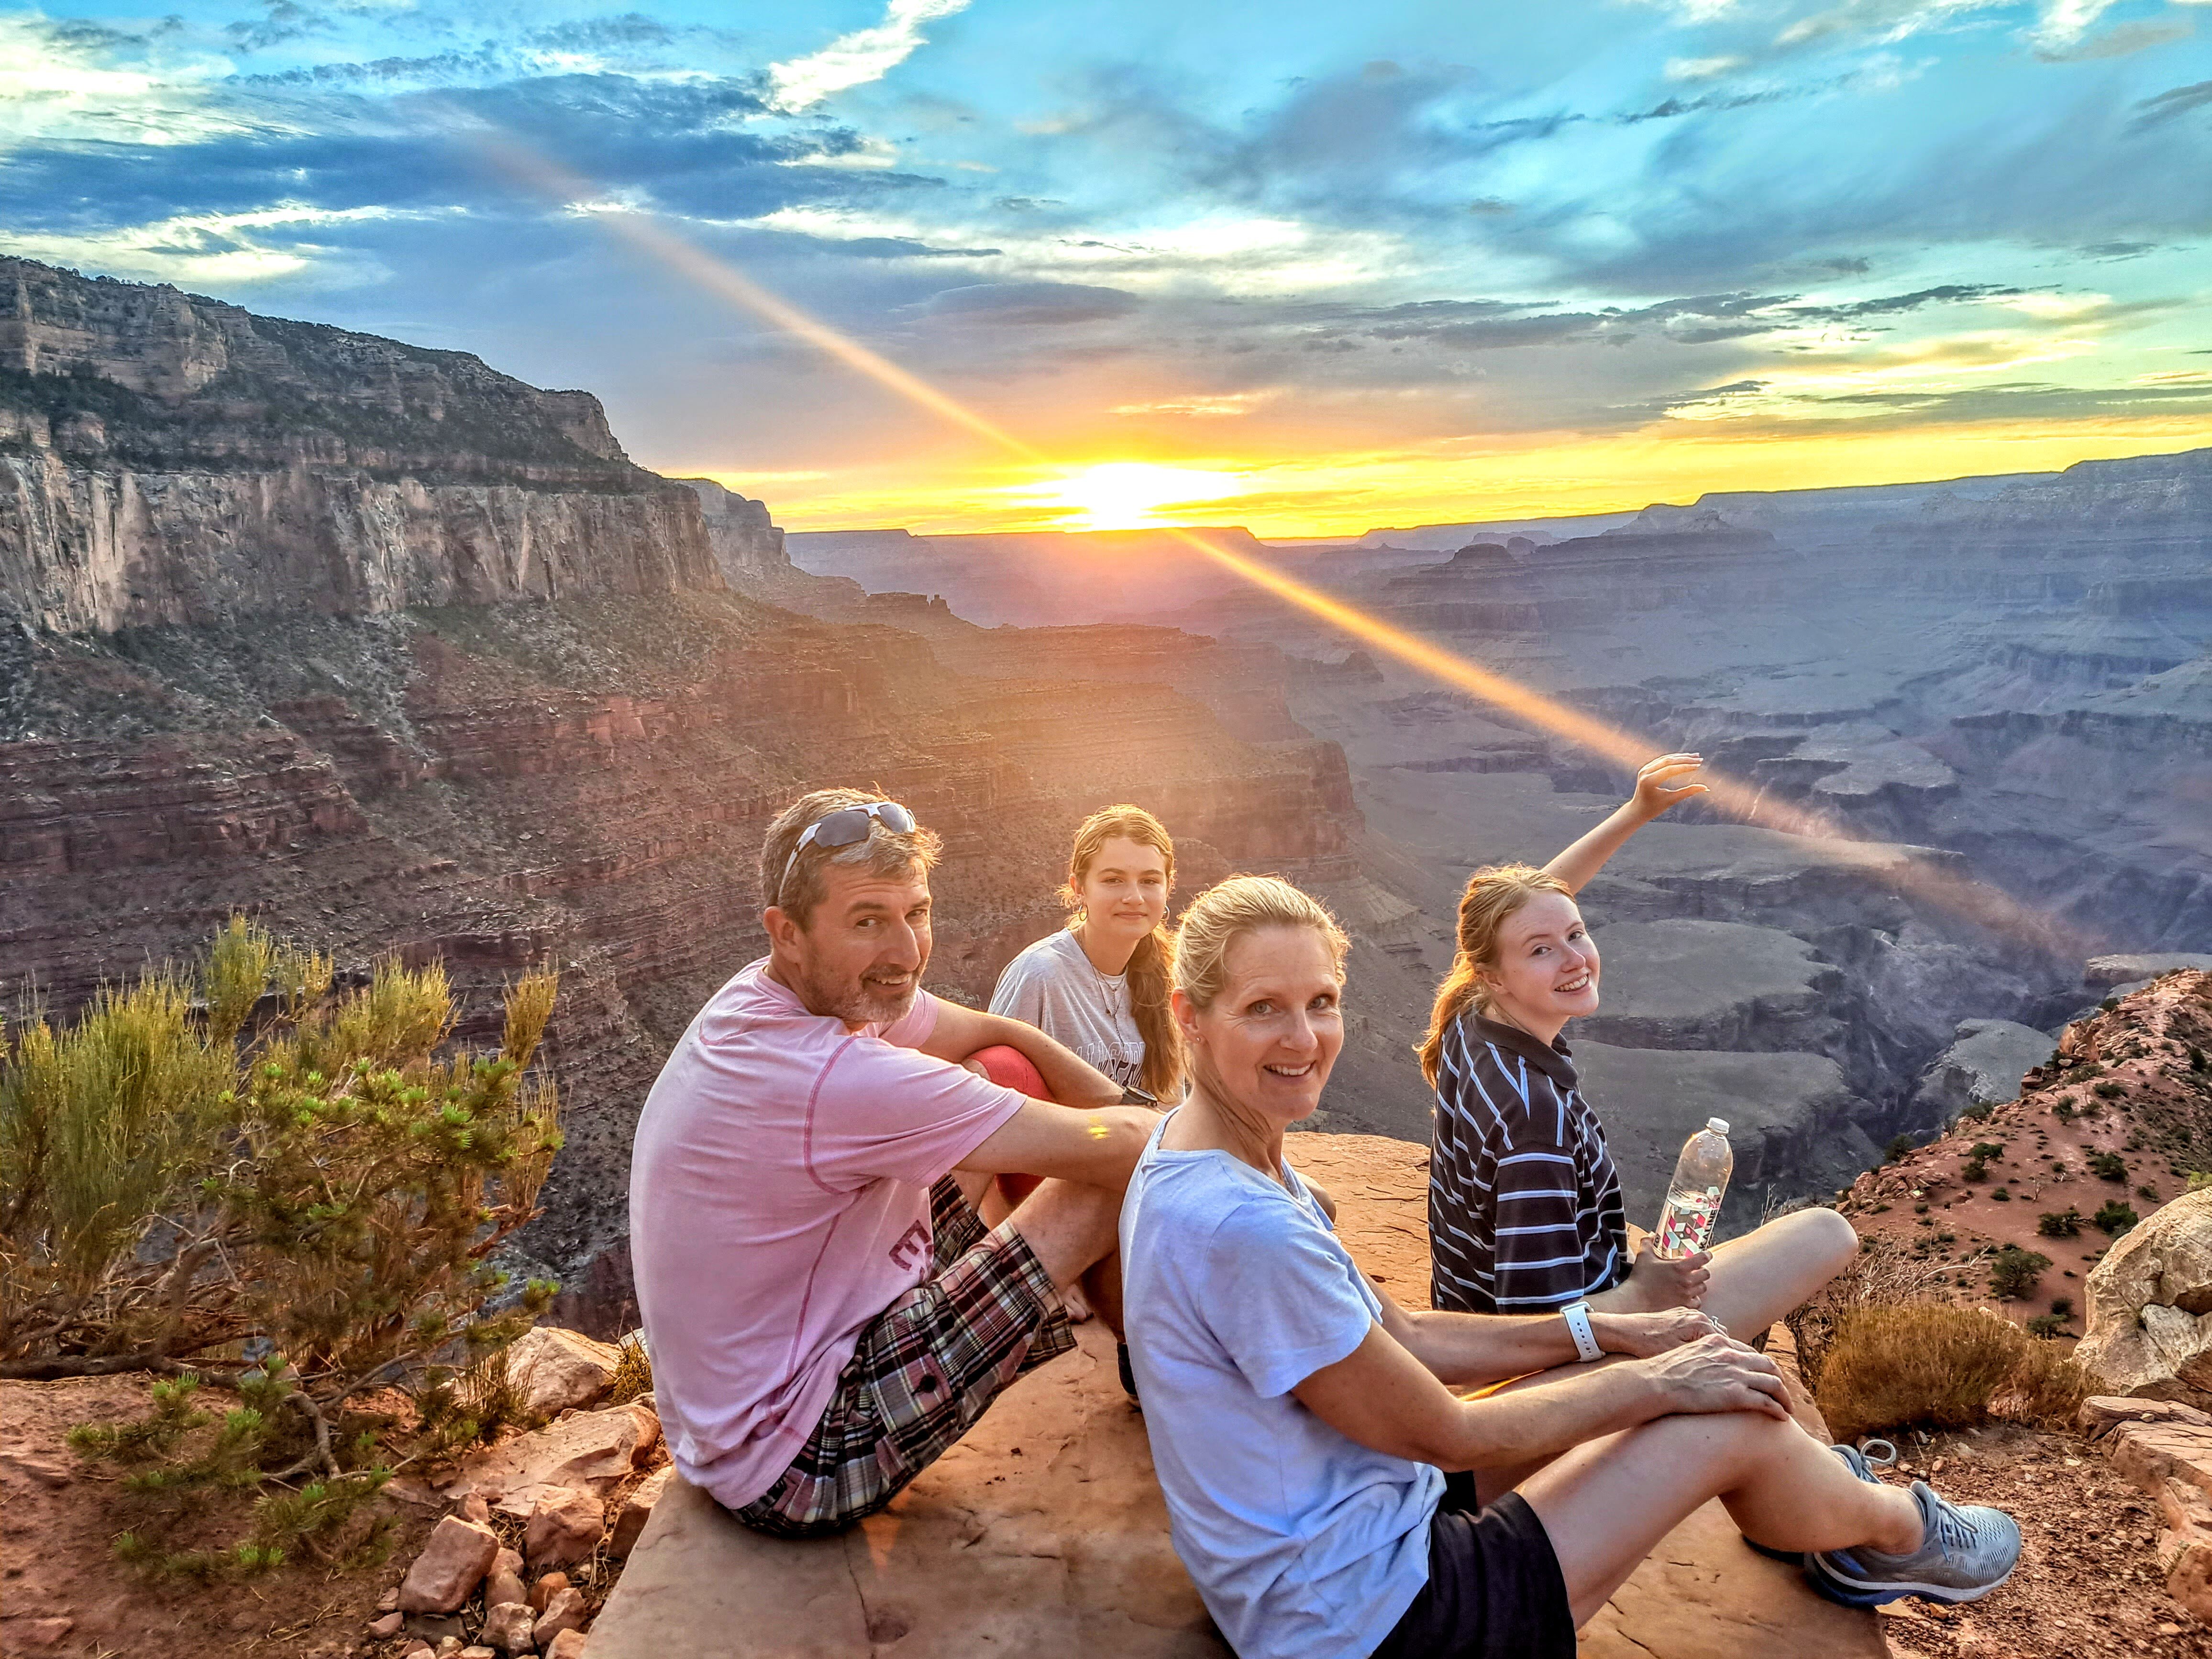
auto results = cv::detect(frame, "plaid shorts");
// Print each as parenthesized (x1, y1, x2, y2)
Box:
(731, 1177, 1076, 1538)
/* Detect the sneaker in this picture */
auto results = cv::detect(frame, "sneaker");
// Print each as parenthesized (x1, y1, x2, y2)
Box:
(1805, 1480, 2022, 1607)
(1743, 1443, 1893, 1560)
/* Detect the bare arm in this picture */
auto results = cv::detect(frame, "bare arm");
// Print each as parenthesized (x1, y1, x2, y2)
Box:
(954, 1097, 1155, 1187)
(1371, 1280, 1718, 1388)
(1292, 1322, 1790, 1474)
(1542, 753, 1707, 896)
(920, 998, 1123, 1107)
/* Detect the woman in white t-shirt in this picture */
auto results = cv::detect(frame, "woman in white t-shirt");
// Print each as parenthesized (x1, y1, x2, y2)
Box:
(990, 803, 1185, 1106)
(1119, 874, 2021, 1659)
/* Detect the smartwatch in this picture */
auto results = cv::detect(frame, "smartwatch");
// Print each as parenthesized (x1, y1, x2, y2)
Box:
(1560, 1300, 1603, 1363)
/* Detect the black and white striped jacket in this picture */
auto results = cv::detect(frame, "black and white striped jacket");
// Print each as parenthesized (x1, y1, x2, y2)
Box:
(1428, 1012, 1629, 1315)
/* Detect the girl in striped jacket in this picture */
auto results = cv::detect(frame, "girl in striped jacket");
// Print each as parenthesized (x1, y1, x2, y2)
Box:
(1420, 756, 1858, 1338)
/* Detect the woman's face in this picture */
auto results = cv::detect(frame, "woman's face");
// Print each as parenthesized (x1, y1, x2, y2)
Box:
(1076, 835, 1171, 948)
(1482, 890, 1601, 1031)
(1179, 924, 1344, 1126)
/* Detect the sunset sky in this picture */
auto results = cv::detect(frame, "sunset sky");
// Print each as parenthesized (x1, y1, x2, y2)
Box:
(5, 0, 2211, 533)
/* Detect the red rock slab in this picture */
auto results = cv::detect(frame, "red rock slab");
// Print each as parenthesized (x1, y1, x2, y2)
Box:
(443, 1401, 660, 1517)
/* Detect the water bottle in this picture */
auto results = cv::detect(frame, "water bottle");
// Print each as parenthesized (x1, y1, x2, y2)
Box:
(1655, 1117, 1733, 1259)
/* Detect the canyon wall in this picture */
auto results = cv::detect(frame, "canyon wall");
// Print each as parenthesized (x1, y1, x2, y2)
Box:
(0, 258, 722, 632)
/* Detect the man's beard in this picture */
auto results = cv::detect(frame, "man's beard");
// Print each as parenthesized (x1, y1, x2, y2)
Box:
(806, 965, 920, 1026)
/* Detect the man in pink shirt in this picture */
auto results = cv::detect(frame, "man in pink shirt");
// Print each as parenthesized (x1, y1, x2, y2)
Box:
(630, 786, 1155, 1537)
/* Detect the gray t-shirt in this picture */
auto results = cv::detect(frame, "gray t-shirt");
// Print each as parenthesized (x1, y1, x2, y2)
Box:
(989, 927, 1147, 1090)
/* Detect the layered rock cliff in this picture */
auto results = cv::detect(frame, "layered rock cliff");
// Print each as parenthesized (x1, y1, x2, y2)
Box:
(0, 258, 722, 631)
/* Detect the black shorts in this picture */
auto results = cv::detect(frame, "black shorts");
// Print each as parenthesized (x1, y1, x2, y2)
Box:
(1368, 1477, 1574, 1659)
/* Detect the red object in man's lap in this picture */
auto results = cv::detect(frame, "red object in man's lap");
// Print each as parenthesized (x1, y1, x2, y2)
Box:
(967, 1043, 1051, 1100)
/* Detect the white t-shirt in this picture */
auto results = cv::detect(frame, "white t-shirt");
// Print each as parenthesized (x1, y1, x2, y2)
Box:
(1120, 1114, 1443, 1659)
(628, 959, 1027, 1510)
(989, 927, 1147, 1090)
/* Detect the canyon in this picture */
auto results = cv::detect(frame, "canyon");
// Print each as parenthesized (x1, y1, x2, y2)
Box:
(6, 254, 2209, 1324)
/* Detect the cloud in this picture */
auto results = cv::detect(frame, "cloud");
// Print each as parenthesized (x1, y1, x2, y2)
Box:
(2035, 18, 2194, 60)
(914, 281, 1141, 324)
(2131, 78, 2212, 130)
(768, 0, 972, 114)
(1666, 55, 1750, 80)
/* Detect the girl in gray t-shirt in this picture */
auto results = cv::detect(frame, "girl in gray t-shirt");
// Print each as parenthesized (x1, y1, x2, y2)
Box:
(988, 804, 1186, 1105)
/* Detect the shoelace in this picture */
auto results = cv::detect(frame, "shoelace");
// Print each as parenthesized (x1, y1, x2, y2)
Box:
(1928, 1499, 1980, 1558)
(1856, 1438, 1899, 1468)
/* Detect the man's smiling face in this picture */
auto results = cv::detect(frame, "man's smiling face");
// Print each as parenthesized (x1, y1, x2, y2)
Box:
(770, 857, 935, 1028)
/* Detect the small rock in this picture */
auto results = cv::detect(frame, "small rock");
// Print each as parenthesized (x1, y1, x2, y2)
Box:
(482, 1600, 538, 1655)
(530, 1571, 570, 1614)
(525, 1484, 605, 1569)
(369, 1610, 406, 1638)
(506, 1325, 622, 1418)
(533, 1586, 588, 1647)
(378, 1586, 402, 1612)
(409, 1613, 468, 1645)
(543, 1632, 589, 1659)
(13, 1618, 73, 1648)
(486, 1565, 528, 1611)
(435, 1641, 463, 1659)
(0, 1453, 71, 1489)
(446, 1404, 658, 1520)
(459, 1492, 493, 1525)
(493, 1547, 524, 1579)
(462, 1648, 498, 1659)
(402, 1645, 434, 1659)
(398, 1515, 502, 1614)
(610, 1465, 674, 1557)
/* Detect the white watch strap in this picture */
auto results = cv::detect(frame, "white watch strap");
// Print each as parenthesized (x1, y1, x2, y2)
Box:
(1561, 1301, 1603, 1363)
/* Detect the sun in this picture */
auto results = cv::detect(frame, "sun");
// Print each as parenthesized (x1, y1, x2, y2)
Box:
(1034, 462, 1245, 531)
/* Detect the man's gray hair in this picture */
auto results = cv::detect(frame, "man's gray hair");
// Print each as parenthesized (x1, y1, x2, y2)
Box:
(761, 787, 942, 928)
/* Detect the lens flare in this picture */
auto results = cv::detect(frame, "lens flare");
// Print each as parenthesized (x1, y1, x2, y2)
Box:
(465, 126, 2080, 955)
(1021, 463, 1247, 531)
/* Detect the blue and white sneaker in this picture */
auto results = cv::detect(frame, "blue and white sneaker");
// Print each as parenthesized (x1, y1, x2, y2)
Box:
(1806, 1480, 2022, 1607)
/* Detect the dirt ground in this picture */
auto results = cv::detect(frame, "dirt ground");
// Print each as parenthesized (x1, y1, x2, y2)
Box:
(0, 1376, 438, 1659)
(1866, 1421, 2209, 1659)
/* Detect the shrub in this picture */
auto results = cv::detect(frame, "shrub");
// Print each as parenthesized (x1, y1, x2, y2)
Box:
(608, 1331, 653, 1406)
(2038, 1207, 2083, 1238)
(2138, 1184, 2159, 1201)
(1884, 1134, 1916, 1163)
(1786, 1232, 1976, 1395)
(1992, 1188, 2011, 1202)
(2100, 996, 2120, 1011)
(2094, 1082, 2124, 1100)
(2089, 1150, 2128, 1181)
(3, 918, 564, 1577)
(2092, 1200, 2140, 1236)
(1815, 1303, 2088, 1443)
(2189, 1172, 2212, 1193)
(1962, 1100, 1996, 1123)
(2050, 1296, 2073, 1317)
(2026, 1313, 2067, 1339)
(2192, 1046, 2207, 1073)
(1988, 1244, 2051, 1300)
(2052, 1098, 2075, 1124)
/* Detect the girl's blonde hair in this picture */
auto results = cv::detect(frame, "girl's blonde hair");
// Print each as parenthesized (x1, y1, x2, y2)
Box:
(1172, 874, 1348, 1012)
(1064, 804, 1183, 1100)
(1417, 863, 1574, 1086)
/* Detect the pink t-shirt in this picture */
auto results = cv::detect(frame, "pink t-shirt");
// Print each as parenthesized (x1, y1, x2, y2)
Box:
(628, 959, 1027, 1510)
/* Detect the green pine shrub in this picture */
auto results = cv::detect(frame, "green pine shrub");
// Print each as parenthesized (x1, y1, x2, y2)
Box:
(2, 917, 563, 1578)
(2037, 1207, 2083, 1238)
(2092, 1200, 2139, 1236)
(1988, 1244, 2051, 1300)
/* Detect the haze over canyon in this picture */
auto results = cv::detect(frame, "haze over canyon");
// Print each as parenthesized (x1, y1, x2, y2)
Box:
(4, 257, 2207, 1328)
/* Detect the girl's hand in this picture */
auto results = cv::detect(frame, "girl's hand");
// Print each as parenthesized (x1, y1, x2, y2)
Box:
(1631, 753, 1708, 821)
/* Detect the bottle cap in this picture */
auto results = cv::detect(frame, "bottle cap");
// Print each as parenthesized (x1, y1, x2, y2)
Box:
(1706, 1117, 1730, 1137)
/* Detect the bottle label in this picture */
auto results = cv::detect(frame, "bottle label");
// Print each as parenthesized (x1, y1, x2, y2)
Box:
(1656, 1186, 1721, 1259)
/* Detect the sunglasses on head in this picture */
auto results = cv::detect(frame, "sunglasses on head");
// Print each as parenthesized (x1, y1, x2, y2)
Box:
(778, 799, 918, 907)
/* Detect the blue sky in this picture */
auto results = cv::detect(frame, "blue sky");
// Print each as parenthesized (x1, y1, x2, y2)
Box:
(4, 0, 2210, 530)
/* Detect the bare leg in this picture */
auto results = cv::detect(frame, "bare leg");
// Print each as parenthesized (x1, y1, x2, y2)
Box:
(1701, 1207, 1858, 1341)
(1518, 1408, 1924, 1628)
(1000, 1177, 1124, 1316)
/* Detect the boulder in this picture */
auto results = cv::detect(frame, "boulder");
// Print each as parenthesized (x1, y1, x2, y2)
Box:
(482, 1601, 537, 1655)
(399, 1515, 503, 1614)
(587, 1133, 1884, 1659)
(534, 1586, 589, 1647)
(525, 1485, 606, 1569)
(444, 1403, 660, 1519)
(507, 1326, 622, 1419)
(610, 1465, 675, 1557)
(2077, 1189, 2212, 1408)
(2085, 954, 2212, 990)
(1910, 1018, 2053, 1119)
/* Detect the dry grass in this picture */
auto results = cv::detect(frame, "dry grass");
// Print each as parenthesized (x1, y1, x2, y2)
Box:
(1787, 1231, 1975, 1394)
(607, 1333, 652, 1407)
(1815, 1302, 2090, 1444)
